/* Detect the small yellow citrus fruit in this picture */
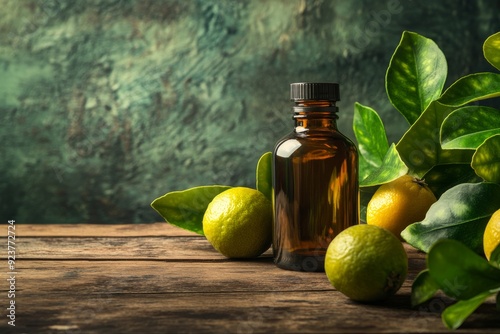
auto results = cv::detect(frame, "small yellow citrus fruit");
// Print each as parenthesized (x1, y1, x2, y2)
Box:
(367, 175, 437, 239)
(203, 187, 272, 258)
(325, 224, 408, 302)
(484, 208, 500, 261)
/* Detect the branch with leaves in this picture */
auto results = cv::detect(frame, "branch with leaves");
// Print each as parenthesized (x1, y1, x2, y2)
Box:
(412, 240, 500, 329)
(353, 30, 500, 329)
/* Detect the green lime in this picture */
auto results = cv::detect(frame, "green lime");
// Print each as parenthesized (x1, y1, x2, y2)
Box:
(203, 187, 272, 258)
(325, 224, 408, 302)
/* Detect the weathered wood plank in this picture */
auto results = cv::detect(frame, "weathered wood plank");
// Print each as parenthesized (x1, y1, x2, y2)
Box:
(5, 290, 499, 333)
(17, 236, 425, 265)
(17, 223, 193, 237)
(17, 236, 239, 260)
(15, 260, 332, 294)
(8, 258, 431, 333)
(14, 258, 426, 295)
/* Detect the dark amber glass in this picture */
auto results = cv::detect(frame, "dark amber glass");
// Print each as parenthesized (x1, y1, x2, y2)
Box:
(272, 86, 359, 272)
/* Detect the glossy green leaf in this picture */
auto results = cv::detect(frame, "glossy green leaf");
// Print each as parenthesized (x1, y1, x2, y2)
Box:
(386, 31, 447, 125)
(353, 103, 392, 183)
(438, 72, 500, 107)
(472, 135, 500, 184)
(441, 106, 500, 149)
(491, 244, 500, 269)
(151, 185, 232, 235)
(427, 239, 500, 300)
(422, 163, 480, 198)
(353, 102, 389, 169)
(442, 291, 494, 330)
(396, 101, 473, 177)
(401, 182, 500, 254)
(358, 153, 373, 183)
(256, 151, 272, 201)
(359, 144, 408, 187)
(419, 238, 500, 330)
(411, 270, 440, 307)
(484, 32, 500, 71)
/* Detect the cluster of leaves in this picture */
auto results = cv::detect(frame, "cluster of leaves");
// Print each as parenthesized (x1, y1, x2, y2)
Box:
(412, 239, 500, 329)
(353, 31, 500, 252)
(353, 30, 500, 329)
(150, 152, 272, 235)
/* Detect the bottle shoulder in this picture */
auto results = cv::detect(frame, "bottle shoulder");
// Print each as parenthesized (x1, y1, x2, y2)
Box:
(276, 130, 356, 146)
(274, 131, 357, 159)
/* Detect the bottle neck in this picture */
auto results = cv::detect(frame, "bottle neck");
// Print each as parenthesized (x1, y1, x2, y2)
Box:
(293, 100, 339, 133)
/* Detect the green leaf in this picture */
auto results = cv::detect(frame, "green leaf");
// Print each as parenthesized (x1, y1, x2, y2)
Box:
(396, 101, 473, 177)
(353, 102, 389, 169)
(484, 32, 500, 71)
(438, 72, 500, 107)
(442, 291, 494, 330)
(421, 163, 481, 198)
(472, 135, 500, 184)
(427, 239, 500, 300)
(151, 185, 232, 235)
(256, 152, 272, 201)
(386, 31, 447, 124)
(353, 103, 395, 183)
(441, 106, 500, 149)
(411, 270, 440, 307)
(401, 182, 500, 254)
(358, 153, 373, 183)
(359, 144, 408, 187)
(491, 244, 500, 269)
(426, 239, 500, 329)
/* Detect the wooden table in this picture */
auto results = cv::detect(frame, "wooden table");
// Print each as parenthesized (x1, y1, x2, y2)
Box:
(4, 223, 500, 333)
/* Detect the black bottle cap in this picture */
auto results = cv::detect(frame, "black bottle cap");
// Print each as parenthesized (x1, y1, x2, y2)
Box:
(290, 82, 340, 101)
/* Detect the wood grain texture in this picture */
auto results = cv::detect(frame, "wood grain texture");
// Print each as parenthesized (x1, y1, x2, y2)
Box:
(16, 234, 424, 264)
(17, 223, 194, 237)
(8, 261, 500, 333)
(11, 292, 488, 334)
(18, 235, 223, 260)
(3, 224, 499, 333)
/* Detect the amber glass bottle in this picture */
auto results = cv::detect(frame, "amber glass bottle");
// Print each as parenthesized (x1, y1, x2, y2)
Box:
(272, 82, 359, 272)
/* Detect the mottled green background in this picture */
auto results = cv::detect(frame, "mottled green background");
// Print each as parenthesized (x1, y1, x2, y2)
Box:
(1, 0, 499, 223)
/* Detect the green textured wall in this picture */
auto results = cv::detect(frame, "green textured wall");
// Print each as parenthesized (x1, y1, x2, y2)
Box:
(1, 0, 499, 223)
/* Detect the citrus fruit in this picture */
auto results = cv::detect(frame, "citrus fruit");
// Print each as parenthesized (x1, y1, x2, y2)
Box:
(324, 224, 408, 302)
(367, 175, 437, 239)
(203, 187, 272, 258)
(484, 208, 500, 261)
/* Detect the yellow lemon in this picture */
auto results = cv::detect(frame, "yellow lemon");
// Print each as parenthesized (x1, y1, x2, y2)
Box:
(325, 224, 408, 302)
(367, 175, 437, 238)
(203, 187, 272, 258)
(484, 208, 500, 261)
